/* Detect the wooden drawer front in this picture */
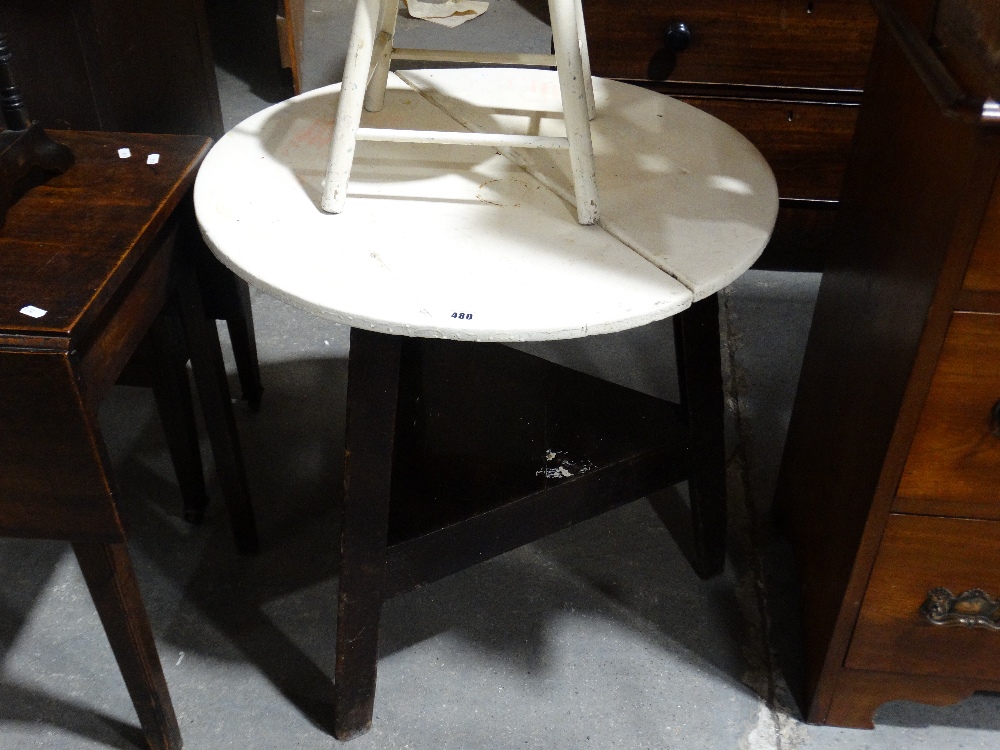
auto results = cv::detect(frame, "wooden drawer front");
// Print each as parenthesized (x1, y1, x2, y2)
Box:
(894, 312, 1000, 520)
(683, 98, 858, 201)
(846, 514, 1000, 680)
(583, 0, 878, 90)
(962, 172, 1000, 298)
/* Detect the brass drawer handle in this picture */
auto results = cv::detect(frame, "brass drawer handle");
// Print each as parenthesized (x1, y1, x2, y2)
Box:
(869, 0, 999, 126)
(921, 587, 1000, 630)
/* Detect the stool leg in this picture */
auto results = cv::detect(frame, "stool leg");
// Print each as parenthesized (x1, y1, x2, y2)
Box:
(73, 542, 181, 750)
(573, 0, 596, 120)
(364, 0, 399, 113)
(549, 0, 599, 224)
(673, 293, 727, 578)
(322, 0, 382, 213)
(334, 328, 402, 740)
(176, 262, 259, 555)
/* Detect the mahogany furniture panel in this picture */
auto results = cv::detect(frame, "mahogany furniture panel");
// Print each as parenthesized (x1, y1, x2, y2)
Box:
(583, 0, 878, 268)
(585, 0, 877, 90)
(0, 131, 258, 749)
(774, 0, 1000, 728)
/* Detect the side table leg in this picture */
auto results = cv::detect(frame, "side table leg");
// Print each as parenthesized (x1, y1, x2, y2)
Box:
(176, 263, 259, 555)
(73, 542, 181, 750)
(226, 277, 264, 412)
(334, 328, 402, 740)
(673, 293, 727, 578)
(149, 311, 210, 524)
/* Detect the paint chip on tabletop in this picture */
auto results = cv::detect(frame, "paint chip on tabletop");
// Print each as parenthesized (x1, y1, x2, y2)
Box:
(19, 305, 47, 318)
(118, 148, 131, 159)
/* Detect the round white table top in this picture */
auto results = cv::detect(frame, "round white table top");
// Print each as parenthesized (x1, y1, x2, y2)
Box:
(195, 68, 777, 342)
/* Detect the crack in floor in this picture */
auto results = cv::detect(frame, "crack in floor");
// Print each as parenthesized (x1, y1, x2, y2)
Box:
(721, 286, 803, 750)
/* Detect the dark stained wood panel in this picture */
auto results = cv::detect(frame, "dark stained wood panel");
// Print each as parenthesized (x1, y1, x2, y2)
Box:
(0, 350, 125, 542)
(935, 0, 1000, 90)
(0, 1, 99, 130)
(583, 0, 878, 90)
(1, 0, 223, 137)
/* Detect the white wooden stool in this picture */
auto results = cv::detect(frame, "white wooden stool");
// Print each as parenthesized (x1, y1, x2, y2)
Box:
(321, 0, 600, 224)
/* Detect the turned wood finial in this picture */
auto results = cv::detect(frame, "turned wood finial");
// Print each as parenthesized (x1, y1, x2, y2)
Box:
(0, 32, 31, 130)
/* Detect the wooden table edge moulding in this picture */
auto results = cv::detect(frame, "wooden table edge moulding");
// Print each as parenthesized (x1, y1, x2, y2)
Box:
(0, 130, 260, 750)
(194, 67, 779, 739)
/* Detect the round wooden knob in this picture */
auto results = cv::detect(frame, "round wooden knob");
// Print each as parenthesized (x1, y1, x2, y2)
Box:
(648, 22, 692, 80)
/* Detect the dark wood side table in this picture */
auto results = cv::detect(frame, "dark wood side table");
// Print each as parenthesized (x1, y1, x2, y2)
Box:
(775, 0, 1000, 728)
(0, 1, 265, 412)
(0, 131, 258, 750)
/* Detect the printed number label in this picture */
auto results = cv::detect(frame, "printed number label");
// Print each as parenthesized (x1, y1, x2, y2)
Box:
(451, 312, 473, 320)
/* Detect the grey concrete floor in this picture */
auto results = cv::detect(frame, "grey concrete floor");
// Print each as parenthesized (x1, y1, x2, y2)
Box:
(3, 1, 1000, 748)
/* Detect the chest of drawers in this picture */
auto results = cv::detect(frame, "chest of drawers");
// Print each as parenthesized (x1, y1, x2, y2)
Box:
(582, 0, 879, 268)
(775, 0, 1000, 726)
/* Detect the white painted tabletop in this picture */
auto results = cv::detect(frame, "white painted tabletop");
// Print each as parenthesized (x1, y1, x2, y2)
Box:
(195, 69, 777, 342)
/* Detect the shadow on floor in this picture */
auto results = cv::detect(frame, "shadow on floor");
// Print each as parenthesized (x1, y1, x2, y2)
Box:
(3, 353, 756, 742)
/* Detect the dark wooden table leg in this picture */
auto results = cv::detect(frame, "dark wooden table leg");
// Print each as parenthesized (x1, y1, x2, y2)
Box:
(148, 311, 210, 524)
(73, 542, 182, 750)
(673, 292, 727, 578)
(175, 262, 259, 555)
(334, 328, 402, 741)
(190, 238, 264, 412)
(226, 277, 264, 412)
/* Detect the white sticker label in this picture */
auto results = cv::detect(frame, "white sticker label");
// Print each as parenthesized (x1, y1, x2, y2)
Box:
(20, 305, 47, 318)
(118, 147, 131, 159)
(147, 153, 160, 165)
